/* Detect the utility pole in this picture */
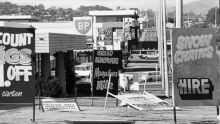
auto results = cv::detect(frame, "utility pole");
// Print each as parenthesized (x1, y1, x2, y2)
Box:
(176, 0, 183, 28)
(159, 0, 165, 90)
(162, 0, 170, 97)
(216, 8, 217, 26)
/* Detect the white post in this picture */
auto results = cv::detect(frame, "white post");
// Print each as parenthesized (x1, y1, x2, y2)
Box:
(104, 74, 111, 110)
(163, 0, 170, 97)
(156, 65, 158, 84)
(144, 75, 147, 92)
(160, 0, 165, 89)
(176, 0, 183, 28)
(157, 3, 162, 75)
(93, 16, 97, 49)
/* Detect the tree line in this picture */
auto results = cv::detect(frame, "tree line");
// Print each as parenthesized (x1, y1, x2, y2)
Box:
(0, 2, 112, 22)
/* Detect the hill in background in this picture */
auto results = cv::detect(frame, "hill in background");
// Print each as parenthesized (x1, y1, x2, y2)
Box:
(184, 0, 219, 14)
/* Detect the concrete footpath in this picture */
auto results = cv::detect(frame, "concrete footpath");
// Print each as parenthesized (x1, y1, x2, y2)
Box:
(0, 96, 219, 124)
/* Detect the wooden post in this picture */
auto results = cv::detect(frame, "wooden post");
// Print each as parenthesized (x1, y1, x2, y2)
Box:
(91, 81, 94, 106)
(144, 74, 147, 93)
(173, 106, 177, 123)
(104, 74, 111, 110)
(38, 85, 41, 110)
(156, 65, 158, 84)
(31, 100, 36, 122)
(91, 51, 94, 106)
(170, 29, 177, 123)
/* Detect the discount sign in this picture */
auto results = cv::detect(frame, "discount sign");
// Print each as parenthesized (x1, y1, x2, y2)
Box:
(0, 27, 35, 103)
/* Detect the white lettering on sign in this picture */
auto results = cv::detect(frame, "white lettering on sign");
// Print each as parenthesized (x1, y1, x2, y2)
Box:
(4, 48, 32, 65)
(2, 90, 22, 97)
(0, 32, 33, 88)
(96, 80, 113, 90)
(7, 66, 32, 82)
(174, 34, 213, 64)
(97, 50, 113, 56)
(0, 32, 33, 47)
(95, 57, 119, 64)
(78, 22, 90, 31)
(178, 78, 211, 94)
(94, 67, 118, 79)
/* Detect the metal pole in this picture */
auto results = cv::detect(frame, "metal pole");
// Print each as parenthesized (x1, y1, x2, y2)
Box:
(176, 0, 183, 28)
(162, 0, 170, 97)
(157, 2, 161, 75)
(160, 0, 165, 89)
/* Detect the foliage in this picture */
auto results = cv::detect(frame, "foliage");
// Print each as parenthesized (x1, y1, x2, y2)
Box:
(0, 2, 112, 22)
(167, 17, 174, 23)
(35, 75, 63, 97)
(190, 22, 210, 28)
(206, 7, 220, 25)
(78, 5, 112, 15)
(146, 9, 155, 19)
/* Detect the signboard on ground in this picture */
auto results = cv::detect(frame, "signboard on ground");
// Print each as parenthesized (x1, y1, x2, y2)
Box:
(0, 27, 35, 103)
(92, 50, 122, 96)
(108, 92, 173, 110)
(171, 28, 218, 106)
(40, 98, 80, 112)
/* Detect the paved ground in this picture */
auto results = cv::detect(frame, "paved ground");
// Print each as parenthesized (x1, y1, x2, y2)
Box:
(0, 95, 219, 124)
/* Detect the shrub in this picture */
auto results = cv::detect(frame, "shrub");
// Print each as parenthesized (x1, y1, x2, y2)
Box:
(35, 75, 63, 97)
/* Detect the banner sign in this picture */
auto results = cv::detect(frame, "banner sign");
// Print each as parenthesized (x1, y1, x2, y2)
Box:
(98, 28, 113, 45)
(0, 27, 35, 103)
(92, 50, 122, 96)
(171, 28, 218, 106)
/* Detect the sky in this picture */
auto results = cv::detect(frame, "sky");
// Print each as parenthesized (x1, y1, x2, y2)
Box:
(3, 0, 199, 10)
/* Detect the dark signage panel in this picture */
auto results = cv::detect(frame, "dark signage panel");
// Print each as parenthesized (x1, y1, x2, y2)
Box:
(93, 50, 122, 96)
(0, 27, 35, 103)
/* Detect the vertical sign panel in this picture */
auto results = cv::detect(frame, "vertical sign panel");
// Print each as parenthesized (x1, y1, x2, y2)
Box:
(0, 27, 35, 103)
(172, 28, 218, 106)
(98, 28, 113, 45)
(93, 50, 122, 96)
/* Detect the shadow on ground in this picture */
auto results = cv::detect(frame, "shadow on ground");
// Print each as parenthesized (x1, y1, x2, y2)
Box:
(191, 121, 217, 124)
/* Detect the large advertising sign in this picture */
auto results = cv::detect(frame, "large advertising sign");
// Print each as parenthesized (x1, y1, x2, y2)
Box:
(93, 50, 122, 96)
(172, 28, 218, 106)
(0, 27, 35, 103)
(73, 17, 92, 35)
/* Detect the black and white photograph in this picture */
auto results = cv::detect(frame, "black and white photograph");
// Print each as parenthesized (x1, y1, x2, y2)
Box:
(1, 0, 220, 123)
